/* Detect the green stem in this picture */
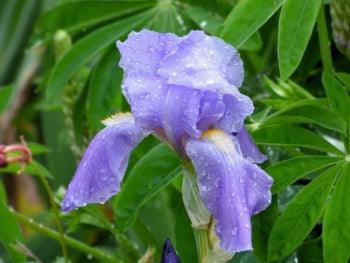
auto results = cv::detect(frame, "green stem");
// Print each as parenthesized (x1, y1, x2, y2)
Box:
(193, 228, 210, 263)
(13, 210, 121, 263)
(316, 3, 334, 73)
(31, 161, 69, 263)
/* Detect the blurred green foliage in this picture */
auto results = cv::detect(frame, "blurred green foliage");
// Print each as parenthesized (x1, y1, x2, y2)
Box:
(1, 0, 350, 262)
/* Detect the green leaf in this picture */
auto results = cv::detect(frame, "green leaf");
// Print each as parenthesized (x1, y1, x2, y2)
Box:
(46, 8, 156, 105)
(175, 203, 197, 263)
(278, 0, 321, 79)
(297, 238, 323, 263)
(220, 0, 285, 48)
(266, 155, 341, 193)
(0, 84, 14, 113)
(322, 72, 350, 125)
(185, 5, 223, 35)
(27, 142, 51, 155)
(0, 0, 39, 85)
(149, 3, 187, 34)
(0, 183, 25, 262)
(252, 125, 343, 155)
(262, 99, 347, 134)
(114, 144, 180, 232)
(268, 164, 342, 261)
(323, 162, 350, 263)
(35, 0, 154, 37)
(336, 72, 350, 92)
(252, 196, 278, 262)
(0, 160, 53, 179)
(87, 47, 123, 131)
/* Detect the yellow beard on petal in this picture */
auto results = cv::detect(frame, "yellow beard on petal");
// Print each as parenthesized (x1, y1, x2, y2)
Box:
(201, 129, 236, 155)
(101, 112, 134, 126)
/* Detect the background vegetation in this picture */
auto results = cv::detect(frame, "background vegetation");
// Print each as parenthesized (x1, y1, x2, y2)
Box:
(0, 0, 350, 262)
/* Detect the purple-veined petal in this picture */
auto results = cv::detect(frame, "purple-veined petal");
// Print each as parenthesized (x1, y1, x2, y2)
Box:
(61, 113, 146, 212)
(158, 30, 243, 89)
(160, 239, 181, 263)
(117, 29, 181, 74)
(236, 126, 267, 164)
(185, 129, 272, 252)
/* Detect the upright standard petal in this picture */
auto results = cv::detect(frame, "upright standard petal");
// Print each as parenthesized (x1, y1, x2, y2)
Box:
(160, 239, 181, 263)
(117, 29, 181, 74)
(158, 30, 244, 89)
(236, 126, 267, 164)
(185, 129, 272, 252)
(61, 113, 146, 212)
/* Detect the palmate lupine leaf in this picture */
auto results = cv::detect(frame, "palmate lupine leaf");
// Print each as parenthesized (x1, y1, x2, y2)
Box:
(268, 163, 343, 261)
(252, 124, 343, 155)
(261, 99, 347, 134)
(266, 155, 342, 193)
(330, 0, 350, 59)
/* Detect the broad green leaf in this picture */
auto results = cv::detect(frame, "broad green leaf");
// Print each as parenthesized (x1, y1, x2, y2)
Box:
(0, 183, 25, 262)
(35, 1, 154, 37)
(336, 72, 350, 92)
(266, 155, 341, 193)
(114, 144, 180, 232)
(220, 0, 285, 48)
(323, 162, 350, 263)
(175, 203, 197, 263)
(322, 72, 350, 125)
(252, 125, 343, 155)
(268, 164, 342, 261)
(262, 99, 346, 134)
(46, 8, 156, 105)
(278, 0, 321, 80)
(87, 47, 123, 132)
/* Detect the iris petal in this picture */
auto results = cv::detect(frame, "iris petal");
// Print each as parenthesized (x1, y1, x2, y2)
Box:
(237, 126, 267, 164)
(158, 30, 243, 89)
(117, 29, 181, 74)
(185, 130, 272, 252)
(122, 72, 167, 130)
(61, 114, 145, 212)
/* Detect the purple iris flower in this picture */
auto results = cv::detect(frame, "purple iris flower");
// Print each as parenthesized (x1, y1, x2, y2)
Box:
(160, 239, 181, 263)
(61, 30, 272, 253)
